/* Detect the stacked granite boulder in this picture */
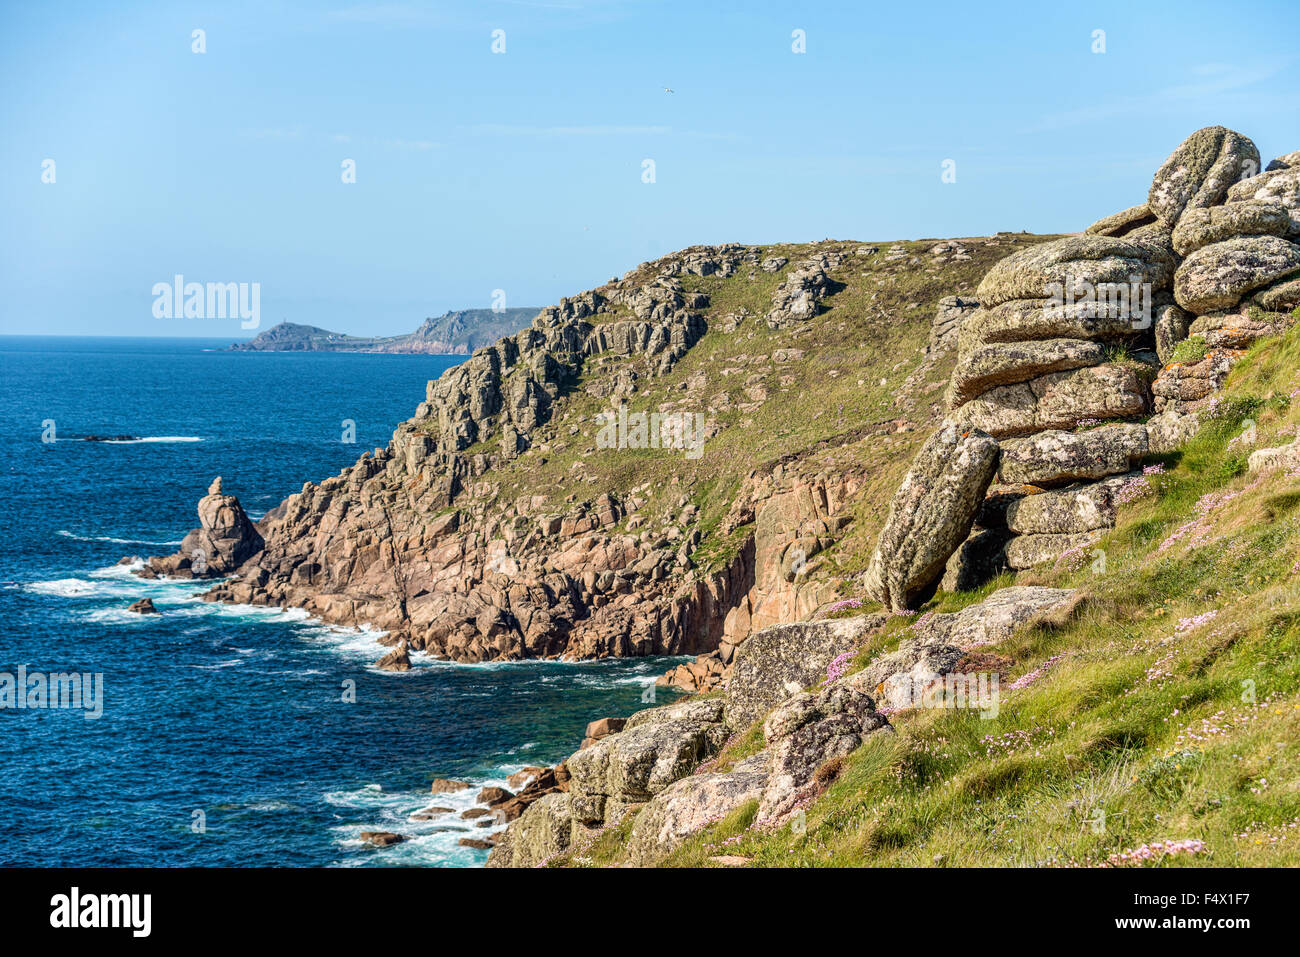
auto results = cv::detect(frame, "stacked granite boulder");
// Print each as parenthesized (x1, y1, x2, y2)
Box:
(868, 127, 1300, 608)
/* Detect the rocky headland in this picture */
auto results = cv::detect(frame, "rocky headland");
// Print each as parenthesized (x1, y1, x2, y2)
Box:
(140, 126, 1300, 866)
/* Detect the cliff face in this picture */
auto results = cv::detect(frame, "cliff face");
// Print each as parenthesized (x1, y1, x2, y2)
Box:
(149, 236, 1042, 666)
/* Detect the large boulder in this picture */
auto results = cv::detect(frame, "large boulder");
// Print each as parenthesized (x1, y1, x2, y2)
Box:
(484, 792, 572, 868)
(997, 425, 1148, 486)
(1154, 296, 1194, 364)
(863, 422, 1000, 612)
(951, 364, 1151, 439)
(1173, 235, 1300, 313)
(1170, 200, 1292, 256)
(1148, 126, 1260, 229)
(958, 298, 1147, 349)
(1005, 531, 1101, 569)
(1005, 476, 1129, 535)
(948, 338, 1106, 408)
(755, 685, 889, 822)
(564, 698, 730, 826)
(1086, 203, 1158, 238)
(976, 236, 1177, 309)
(724, 613, 886, 730)
(1226, 166, 1300, 238)
(624, 754, 770, 865)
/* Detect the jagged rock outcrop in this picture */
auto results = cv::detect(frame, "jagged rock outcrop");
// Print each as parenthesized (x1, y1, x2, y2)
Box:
(139, 477, 263, 578)
(766, 252, 845, 329)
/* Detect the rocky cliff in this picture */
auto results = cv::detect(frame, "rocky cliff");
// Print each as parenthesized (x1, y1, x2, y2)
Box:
(148, 234, 1038, 673)
(231, 308, 539, 354)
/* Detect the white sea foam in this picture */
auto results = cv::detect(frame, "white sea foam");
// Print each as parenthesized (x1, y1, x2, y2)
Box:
(57, 530, 184, 546)
(100, 436, 202, 444)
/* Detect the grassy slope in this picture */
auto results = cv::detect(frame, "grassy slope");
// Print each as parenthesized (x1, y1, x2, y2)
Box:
(643, 312, 1300, 868)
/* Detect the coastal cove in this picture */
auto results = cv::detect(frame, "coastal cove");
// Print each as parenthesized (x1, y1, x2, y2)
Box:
(0, 337, 682, 866)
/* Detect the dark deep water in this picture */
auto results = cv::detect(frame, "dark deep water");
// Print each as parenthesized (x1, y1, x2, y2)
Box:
(0, 337, 681, 866)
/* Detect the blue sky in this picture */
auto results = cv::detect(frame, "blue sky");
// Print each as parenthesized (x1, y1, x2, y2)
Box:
(2, 0, 1297, 337)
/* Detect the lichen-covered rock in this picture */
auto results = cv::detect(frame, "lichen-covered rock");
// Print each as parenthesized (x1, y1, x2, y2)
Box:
(1226, 167, 1300, 237)
(997, 424, 1148, 486)
(976, 236, 1177, 309)
(1251, 274, 1300, 311)
(484, 791, 572, 868)
(948, 338, 1106, 408)
(951, 364, 1151, 439)
(724, 613, 886, 730)
(930, 295, 979, 354)
(863, 422, 1000, 612)
(1005, 476, 1129, 535)
(624, 754, 770, 865)
(1188, 311, 1279, 350)
(1170, 200, 1291, 256)
(1173, 236, 1300, 313)
(1086, 203, 1157, 237)
(564, 697, 729, 826)
(1154, 296, 1194, 364)
(1147, 409, 1201, 454)
(958, 298, 1148, 349)
(755, 685, 888, 822)
(1148, 126, 1260, 228)
(766, 256, 842, 329)
(1004, 531, 1100, 569)
(1152, 348, 1240, 413)
(851, 585, 1075, 706)
(910, 584, 1076, 650)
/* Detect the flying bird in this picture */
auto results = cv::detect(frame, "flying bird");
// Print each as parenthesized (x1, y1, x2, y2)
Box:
(663, 87, 674, 93)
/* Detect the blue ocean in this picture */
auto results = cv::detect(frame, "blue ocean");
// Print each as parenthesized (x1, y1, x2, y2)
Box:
(0, 337, 681, 867)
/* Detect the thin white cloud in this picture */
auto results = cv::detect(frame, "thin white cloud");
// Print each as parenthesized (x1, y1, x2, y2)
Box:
(1027, 59, 1294, 132)
(470, 123, 673, 136)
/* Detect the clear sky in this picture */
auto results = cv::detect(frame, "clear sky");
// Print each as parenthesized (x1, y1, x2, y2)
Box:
(2, 0, 1298, 337)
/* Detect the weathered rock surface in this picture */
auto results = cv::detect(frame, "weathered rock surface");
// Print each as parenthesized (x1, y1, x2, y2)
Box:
(724, 613, 886, 729)
(948, 338, 1106, 408)
(951, 365, 1151, 439)
(564, 698, 730, 827)
(1173, 236, 1300, 313)
(766, 254, 844, 329)
(624, 753, 770, 865)
(993, 426, 1149, 486)
(1004, 531, 1100, 569)
(958, 298, 1148, 349)
(1004, 476, 1129, 535)
(142, 477, 264, 579)
(1226, 166, 1300, 237)
(863, 422, 999, 612)
(1148, 126, 1260, 229)
(1086, 203, 1157, 238)
(756, 685, 888, 822)
(127, 598, 158, 615)
(1171, 200, 1291, 256)
(975, 236, 1176, 309)
(484, 791, 572, 867)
